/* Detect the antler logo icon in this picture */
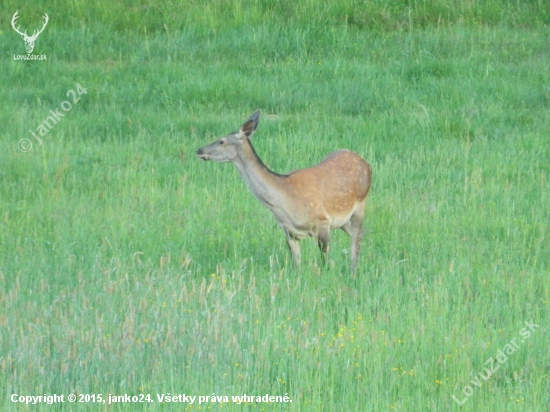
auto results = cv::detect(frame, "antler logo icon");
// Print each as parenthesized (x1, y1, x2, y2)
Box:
(11, 10, 49, 54)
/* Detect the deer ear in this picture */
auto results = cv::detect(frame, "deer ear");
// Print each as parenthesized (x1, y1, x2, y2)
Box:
(239, 110, 260, 137)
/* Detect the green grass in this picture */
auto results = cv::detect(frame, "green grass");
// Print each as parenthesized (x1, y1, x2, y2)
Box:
(1, 0, 549, 411)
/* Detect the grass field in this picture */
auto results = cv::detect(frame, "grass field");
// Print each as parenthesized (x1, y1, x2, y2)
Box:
(1, 0, 549, 410)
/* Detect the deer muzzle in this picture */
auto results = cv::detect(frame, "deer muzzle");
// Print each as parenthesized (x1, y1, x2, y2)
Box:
(196, 148, 210, 161)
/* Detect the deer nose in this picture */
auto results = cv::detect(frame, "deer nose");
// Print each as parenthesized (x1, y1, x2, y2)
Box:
(196, 148, 209, 160)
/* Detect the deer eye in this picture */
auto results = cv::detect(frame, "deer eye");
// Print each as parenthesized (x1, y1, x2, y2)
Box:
(218, 140, 224, 145)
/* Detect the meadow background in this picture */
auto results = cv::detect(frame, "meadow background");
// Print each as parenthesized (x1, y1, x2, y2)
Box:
(0, 0, 549, 410)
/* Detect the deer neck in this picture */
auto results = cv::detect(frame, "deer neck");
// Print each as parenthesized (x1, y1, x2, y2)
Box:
(232, 141, 284, 209)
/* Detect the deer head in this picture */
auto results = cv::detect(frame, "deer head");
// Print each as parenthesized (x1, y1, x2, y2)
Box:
(196, 111, 260, 163)
(11, 11, 49, 54)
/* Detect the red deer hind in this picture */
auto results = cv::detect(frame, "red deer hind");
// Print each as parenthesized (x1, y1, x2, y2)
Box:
(196, 111, 372, 272)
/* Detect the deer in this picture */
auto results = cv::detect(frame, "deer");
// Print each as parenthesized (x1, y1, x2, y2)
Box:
(11, 11, 49, 54)
(196, 111, 372, 272)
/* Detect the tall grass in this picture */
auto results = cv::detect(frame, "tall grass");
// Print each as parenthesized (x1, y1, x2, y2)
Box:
(1, 0, 549, 32)
(1, 0, 549, 411)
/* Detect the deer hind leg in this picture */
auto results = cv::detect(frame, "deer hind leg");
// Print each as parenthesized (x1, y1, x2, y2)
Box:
(317, 224, 330, 266)
(341, 202, 366, 272)
(285, 234, 301, 267)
